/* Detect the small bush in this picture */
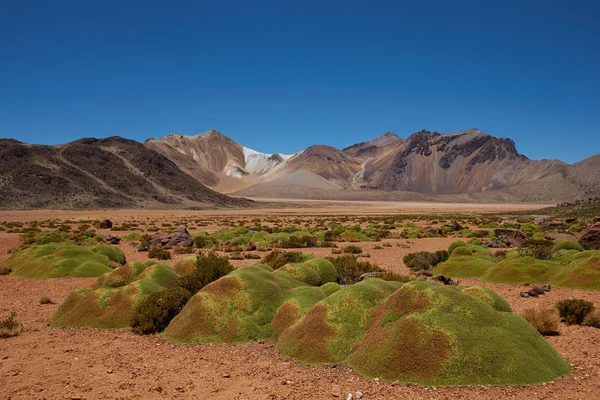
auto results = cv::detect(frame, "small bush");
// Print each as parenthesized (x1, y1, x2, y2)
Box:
(39, 297, 53, 305)
(0, 312, 23, 338)
(0, 266, 11, 276)
(343, 245, 363, 254)
(584, 310, 600, 328)
(556, 299, 595, 325)
(379, 271, 413, 283)
(148, 247, 172, 260)
(173, 246, 193, 255)
(518, 239, 553, 260)
(178, 253, 234, 294)
(228, 252, 244, 260)
(520, 308, 560, 335)
(325, 255, 382, 284)
(262, 250, 304, 269)
(403, 250, 449, 272)
(131, 286, 192, 335)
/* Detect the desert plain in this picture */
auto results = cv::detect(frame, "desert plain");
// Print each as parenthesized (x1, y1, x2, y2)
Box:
(1, 201, 600, 400)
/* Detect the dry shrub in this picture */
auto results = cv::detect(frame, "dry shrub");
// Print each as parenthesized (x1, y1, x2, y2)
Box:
(520, 307, 560, 335)
(331, 248, 342, 255)
(557, 299, 595, 325)
(228, 252, 244, 260)
(343, 245, 363, 254)
(325, 254, 381, 284)
(584, 309, 600, 328)
(173, 246, 193, 255)
(379, 271, 413, 283)
(0, 266, 12, 276)
(39, 297, 53, 305)
(148, 247, 171, 260)
(262, 250, 304, 269)
(0, 312, 23, 338)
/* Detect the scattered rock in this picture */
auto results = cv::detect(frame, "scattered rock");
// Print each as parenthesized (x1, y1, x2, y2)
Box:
(358, 271, 383, 281)
(98, 219, 113, 229)
(444, 220, 464, 232)
(355, 392, 363, 399)
(520, 283, 551, 298)
(102, 234, 121, 245)
(495, 229, 527, 248)
(577, 222, 600, 250)
(545, 233, 577, 241)
(150, 226, 193, 249)
(424, 226, 442, 235)
(486, 240, 501, 248)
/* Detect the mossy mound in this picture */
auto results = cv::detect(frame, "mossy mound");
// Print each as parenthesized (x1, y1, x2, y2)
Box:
(458, 286, 512, 312)
(551, 240, 584, 254)
(549, 253, 600, 290)
(433, 251, 497, 278)
(448, 240, 467, 252)
(480, 257, 562, 285)
(52, 261, 177, 329)
(344, 281, 570, 385)
(278, 258, 338, 285)
(275, 278, 402, 364)
(164, 258, 337, 343)
(1, 242, 126, 278)
(173, 256, 197, 276)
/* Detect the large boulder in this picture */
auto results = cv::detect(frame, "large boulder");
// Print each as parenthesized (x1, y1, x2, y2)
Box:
(98, 219, 113, 229)
(546, 233, 577, 241)
(577, 222, 600, 250)
(444, 220, 464, 232)
(151, 226, 193, 249)
(495, 229, 527, 247)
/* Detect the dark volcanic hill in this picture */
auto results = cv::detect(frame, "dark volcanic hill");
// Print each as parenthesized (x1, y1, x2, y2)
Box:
(0, 137, 252, 209)
(361, 129, 567, 194)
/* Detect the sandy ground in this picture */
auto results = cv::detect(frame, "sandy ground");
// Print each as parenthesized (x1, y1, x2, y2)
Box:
(2, 208, 600, 399)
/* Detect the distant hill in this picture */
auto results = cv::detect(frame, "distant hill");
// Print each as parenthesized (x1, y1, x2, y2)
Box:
(0, 137, 252, 209)
(3, 128, 598, 207)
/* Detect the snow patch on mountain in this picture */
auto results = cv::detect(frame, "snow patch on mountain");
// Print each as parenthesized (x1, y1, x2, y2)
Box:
(243, 147, 293, 175)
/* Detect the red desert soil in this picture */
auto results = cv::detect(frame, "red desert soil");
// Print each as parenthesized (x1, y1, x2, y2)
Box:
(1, 207, 600, 399)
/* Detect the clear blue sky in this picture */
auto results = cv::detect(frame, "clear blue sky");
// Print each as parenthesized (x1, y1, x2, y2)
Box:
(1, 0, 599, 163)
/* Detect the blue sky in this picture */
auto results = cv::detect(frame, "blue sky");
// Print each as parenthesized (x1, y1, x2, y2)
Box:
(1, 0, 599, 163)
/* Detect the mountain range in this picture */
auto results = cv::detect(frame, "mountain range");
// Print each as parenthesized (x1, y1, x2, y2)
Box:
(1, 129, 598, 208)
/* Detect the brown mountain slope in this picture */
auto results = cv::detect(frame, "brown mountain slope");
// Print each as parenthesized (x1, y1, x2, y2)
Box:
(343, 132, 404, 159)
(0, 137, 252, 209)
(267, 145, 362, 186)
(461, 153, 600, 203)
(144, 130, 288, 192)
(362, 129, 566, 194)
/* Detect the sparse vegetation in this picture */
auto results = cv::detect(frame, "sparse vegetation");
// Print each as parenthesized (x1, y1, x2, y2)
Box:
(39, 296, 53, 305)
(0, 312, 23, 338)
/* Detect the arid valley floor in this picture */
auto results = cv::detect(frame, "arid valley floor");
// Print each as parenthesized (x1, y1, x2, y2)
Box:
(2, 202, 600, 399)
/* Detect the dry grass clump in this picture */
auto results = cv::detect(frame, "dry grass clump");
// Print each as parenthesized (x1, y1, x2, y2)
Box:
(520, 307, 560, 335)
(0, 312, 23, 338)
(148, 247, 171, 260)
(584, 309, 600, 328)
(39, 296, 54, 305)
(0, 266, 12, 275)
